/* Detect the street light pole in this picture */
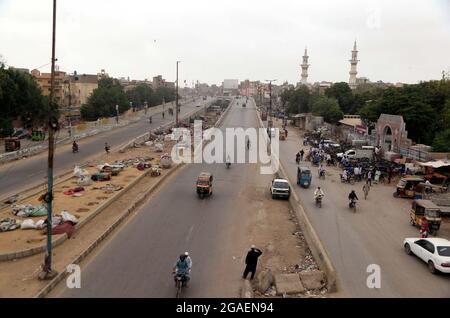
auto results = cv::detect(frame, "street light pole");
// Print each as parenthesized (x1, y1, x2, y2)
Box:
(116, 104, 119, 124)
(265, 79, 276, 127)
(41, 0, 58, 280)
(175, 61, 180, 127)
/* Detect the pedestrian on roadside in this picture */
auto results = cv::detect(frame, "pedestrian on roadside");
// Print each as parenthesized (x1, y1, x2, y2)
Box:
(388, 167, 393, 184)
(105, 142, 110, 154)
(285, 128, 288, 137)
(300, 149, 304, 162)
(242, 245, 262, 280)
(367, 170, 372, 187)
(363, 182, 370, 200)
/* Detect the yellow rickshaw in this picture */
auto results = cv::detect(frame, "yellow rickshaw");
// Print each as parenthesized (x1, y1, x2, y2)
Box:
(393, 176, 424, 198)
(410, 199, 442, 235)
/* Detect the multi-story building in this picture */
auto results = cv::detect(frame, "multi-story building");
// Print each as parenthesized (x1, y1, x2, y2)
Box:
(31, 68, 67, 106)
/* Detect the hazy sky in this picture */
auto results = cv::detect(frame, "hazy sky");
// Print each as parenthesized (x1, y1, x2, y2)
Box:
(1, 0, 449, 85)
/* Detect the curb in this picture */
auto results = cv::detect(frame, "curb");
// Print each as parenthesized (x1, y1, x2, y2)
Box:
(254, 104, 338, 293)
(34, 163, 184, 298)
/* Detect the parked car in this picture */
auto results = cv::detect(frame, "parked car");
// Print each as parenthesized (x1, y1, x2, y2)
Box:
(337, 149, 373, 160)
(270, 178, 290, 199)
(403, 237, 450, 274)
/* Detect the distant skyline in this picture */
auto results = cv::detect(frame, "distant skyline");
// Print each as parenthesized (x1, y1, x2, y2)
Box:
(1, 0, 449, 86)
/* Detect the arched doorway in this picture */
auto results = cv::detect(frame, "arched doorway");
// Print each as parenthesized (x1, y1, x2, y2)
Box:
(382, 125, 393, 152)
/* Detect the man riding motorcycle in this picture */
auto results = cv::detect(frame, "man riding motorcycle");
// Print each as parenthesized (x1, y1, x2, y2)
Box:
(173, 254, 191, 287)
(348, 190, 358, 208)
(72, 141, 79, 153)
(318, 164, 325, 178)
(314, 187, 324, 206)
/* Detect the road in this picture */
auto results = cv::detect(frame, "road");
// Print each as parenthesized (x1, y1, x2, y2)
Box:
(53, 98, 268, 297)
(277, 125, 450, 297)
(0, 98, 208, 199)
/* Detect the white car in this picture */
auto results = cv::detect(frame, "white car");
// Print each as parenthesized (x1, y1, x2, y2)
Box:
(403, 238, 450, 274)
(270, 179, 291, 200)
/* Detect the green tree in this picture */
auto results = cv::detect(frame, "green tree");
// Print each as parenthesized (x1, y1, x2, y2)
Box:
(311, 95, 343, 124)
(0, 64, 49, 136)
(325, 82, 355, 114)
(432, 129, 450, 152)
(281, 85, 310, 114)
(80, 80, 129, 121)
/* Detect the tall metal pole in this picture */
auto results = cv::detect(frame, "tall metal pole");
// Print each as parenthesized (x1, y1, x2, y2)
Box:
(43, 0, 57, 278)
(265, 79, 276, 127)
(175, 61, 180, 127)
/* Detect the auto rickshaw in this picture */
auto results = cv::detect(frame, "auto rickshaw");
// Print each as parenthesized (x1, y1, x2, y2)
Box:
(31, 130, 45, 141)
(393, 176, 424, 198)
(4, 137, 21, 152)
(410, 199, 441, 235)
(297, 166, 312, 188)
(196, 172, 213, 199)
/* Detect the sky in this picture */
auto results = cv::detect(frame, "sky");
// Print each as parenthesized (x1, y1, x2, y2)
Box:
(1, 0, 449, 86)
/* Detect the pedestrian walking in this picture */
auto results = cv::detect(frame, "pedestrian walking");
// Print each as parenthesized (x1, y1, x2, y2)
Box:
(388, 167, 393, 184)
(105, 142, 110, 154)
(363, 182, 370, 200)
(284, 128, 288, 137)
(300, 149, 304, 162)
(367, 170, 372, 187)
(242, 245, 262, 280)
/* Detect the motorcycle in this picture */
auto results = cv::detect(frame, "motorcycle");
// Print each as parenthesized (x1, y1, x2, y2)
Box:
(315, 194, 324, 208)
(174, 273, 188, 298)
(349, 199, 357, 212)
(340, 174, 355, 185)
(226, 162, 231, 169)
(72, 144, 79, 153)
(318, 170, 326, 180)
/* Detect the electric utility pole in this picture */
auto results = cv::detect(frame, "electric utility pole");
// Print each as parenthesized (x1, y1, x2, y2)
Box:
(175, 61, 180, 127)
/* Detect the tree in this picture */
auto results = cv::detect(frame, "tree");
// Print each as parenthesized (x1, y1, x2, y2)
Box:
(281, 85, 311, 114)
(0, 65, 49, 136)
(325, 82, 354, 114)
(311, 95, 343, 124)
(432, 129, 450, 152)
(80, 80, 129, 121)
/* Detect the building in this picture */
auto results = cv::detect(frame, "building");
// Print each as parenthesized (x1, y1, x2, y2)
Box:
(66, 74, 98, 108)
(31, 68, 67, 107)
(152, 75, 175, 90)
(349, 41, 359, 89)
(376, 114, 412, 152)
(312, 81, 333, 95)
(300, 47, 310, 85)
(222, 79, 239, 96)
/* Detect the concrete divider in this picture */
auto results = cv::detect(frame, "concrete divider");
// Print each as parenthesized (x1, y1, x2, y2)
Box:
(254, 103, 337, 293)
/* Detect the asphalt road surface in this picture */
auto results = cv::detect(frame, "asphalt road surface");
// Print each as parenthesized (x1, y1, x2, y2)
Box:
(277, 127, 450, 297)
(54, 97, 267, 297)
(0, 99, 207, 199)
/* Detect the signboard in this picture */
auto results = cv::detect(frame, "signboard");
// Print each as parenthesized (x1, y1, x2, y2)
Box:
(355, 124, 368, 135)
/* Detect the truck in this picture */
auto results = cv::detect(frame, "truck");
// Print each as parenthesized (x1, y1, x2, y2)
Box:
(337, 148, 374, 160)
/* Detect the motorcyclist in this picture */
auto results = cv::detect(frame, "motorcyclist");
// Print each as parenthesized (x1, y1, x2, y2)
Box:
(226, 155, 231, 168)
(314, 187, 324, 200)
(318, 164, 325, 178)
(173, 254, 191, 287)
(348, 190, 358, 207)
(342, 169, 348, 182)
(72, 141, 78, 153)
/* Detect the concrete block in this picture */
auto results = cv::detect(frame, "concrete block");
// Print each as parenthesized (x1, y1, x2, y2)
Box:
(299, 270, 326, 290)
(275, 273, 305, 295)
(241, 280, 254, 298)
(256, 270, 274, 294)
